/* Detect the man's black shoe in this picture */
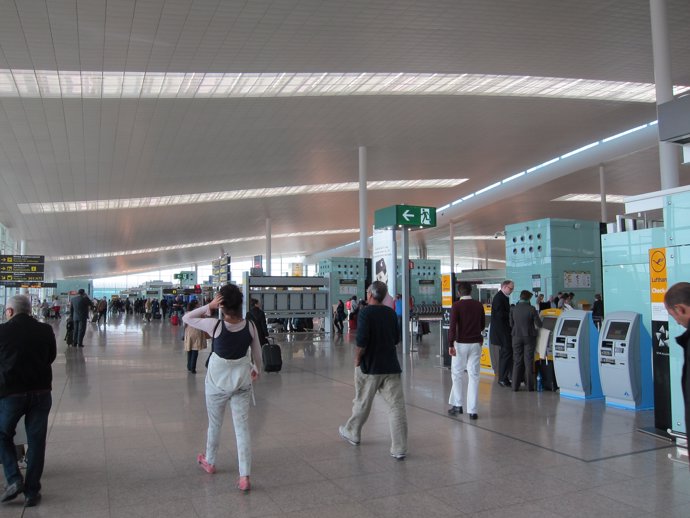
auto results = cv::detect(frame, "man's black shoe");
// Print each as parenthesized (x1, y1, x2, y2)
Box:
(24, 493, 41, 507)
(498, 380, 511, 388)
(469, 413, 478, 420)
(1, 480, 23, 502)
(447, 406, 463, 416)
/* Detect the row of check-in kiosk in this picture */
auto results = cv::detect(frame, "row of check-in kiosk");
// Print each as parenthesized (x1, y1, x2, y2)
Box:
(549, 309, 653, 409)
(479, 308, 653, 410)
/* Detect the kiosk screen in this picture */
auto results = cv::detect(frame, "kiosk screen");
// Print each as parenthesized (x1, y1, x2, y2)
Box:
(559, 319, 581, 337)
(605, 322, 630, 341)
(485, 316, 491, 327)
(542, 317, 557, 332)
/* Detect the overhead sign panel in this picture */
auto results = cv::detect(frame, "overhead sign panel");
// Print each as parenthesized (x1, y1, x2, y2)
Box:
(0, 272, 45, 282)
(374, 205, 437, 229)
(0, 255, 44, 264)
(0, 263, 44, 273)
(2, 281, 56, 288)
(0, 255, 46, 284)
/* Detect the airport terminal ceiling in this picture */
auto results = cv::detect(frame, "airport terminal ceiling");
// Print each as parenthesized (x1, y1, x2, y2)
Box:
(0, 0, 688, 279)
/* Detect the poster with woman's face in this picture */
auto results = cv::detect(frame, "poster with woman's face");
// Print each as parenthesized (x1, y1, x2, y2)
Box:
(375, 258, 388, 284)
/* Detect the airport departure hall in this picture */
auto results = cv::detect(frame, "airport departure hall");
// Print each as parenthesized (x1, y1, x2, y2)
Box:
(0, 1, 690, 516)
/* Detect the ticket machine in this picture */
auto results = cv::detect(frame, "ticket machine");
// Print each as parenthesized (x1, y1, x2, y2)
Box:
(552, 310, 603, 400)
(598, 312, 653, 410)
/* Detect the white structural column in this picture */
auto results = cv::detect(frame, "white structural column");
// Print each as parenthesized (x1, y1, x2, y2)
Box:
(20, 240, 25, 255)
(401, 226, 410, 355)
(358, 146, 368, 258)
(265, 218, 271, 275)
(650, 0, 680, 189)
(599, 164, 608, 223)
(449, 222, 455, 273)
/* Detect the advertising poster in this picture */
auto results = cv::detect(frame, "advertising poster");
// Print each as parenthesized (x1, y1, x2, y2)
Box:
(372, 228, 396, 299)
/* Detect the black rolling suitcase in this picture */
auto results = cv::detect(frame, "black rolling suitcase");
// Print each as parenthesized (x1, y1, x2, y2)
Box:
(536, 359, 558, 391)
(262, 337, 282, 372)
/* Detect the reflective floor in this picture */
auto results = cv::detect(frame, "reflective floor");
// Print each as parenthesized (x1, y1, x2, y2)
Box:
(4, 314, 690, 517)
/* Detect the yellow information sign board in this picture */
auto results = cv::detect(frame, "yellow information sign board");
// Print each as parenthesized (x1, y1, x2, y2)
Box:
(649, 247, 667, 304)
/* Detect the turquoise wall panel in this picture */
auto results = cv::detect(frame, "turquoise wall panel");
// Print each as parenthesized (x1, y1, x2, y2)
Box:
(601, 228, 666, 266)
(506, 218, 602, 305)
(665, 190, 690, 247)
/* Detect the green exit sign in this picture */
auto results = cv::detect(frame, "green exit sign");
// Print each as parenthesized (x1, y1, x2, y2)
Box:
(374, 204, 437, 229)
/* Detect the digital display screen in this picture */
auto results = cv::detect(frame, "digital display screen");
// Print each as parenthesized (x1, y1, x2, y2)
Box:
(484, 316, 491, 328)
(559, 319, 581, 337)
(542, 317, 557, 332)
(606, 322, 630, 341)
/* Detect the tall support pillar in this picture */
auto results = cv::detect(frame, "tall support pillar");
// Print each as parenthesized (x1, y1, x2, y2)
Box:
(599, 164, 608, 223)
(401, 227, 410, 355)
(19, 240, 27, 294)
(265, 218, 272, 275)
(650, 0, 680, 189)
(449, 222, 455, 273)
(359, 146, 368, 258)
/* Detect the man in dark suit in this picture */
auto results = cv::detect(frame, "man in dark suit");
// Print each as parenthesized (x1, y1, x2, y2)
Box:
(490, 280, 514, 387)
(0, 295, 56, 507)
(510, 290, 543, 391)
(69, 289, 91, 347)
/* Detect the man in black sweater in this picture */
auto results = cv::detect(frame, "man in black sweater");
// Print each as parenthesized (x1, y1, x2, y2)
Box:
(0, 295, 56, 507)
(339, 281, 407, 459)
(447, 282, 485, 419)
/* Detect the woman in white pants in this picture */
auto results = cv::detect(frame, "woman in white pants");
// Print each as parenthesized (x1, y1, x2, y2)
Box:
(182, 285, 262, 492)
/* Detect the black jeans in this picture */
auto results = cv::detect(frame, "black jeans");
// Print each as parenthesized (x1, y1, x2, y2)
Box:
(334, 318, 344, 333)
(187, 350, 199, 372)
(0, 392, 52, 498)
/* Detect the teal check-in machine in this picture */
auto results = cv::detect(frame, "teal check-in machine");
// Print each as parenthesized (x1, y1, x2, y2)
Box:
(552, 310, 603, 400)
(598, 311, 653, 410)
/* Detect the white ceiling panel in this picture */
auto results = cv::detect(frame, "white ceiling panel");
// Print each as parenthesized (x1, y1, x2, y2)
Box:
(0, 0, 687, 279)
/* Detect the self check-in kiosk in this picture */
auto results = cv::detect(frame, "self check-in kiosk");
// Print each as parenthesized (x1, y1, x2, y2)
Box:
(598, 311, 653, 410)
(552, 310, 603, 400)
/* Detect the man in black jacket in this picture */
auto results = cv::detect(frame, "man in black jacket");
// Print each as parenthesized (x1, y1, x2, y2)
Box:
(490, 280, 514, 387)
(664, 282, 690, 467)
(0, 295, 56, 507)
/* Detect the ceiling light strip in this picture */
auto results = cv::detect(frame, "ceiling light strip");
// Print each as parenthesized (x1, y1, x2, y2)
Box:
(2, 70, 687, 103)
(441, 120, 657, 210)
(19, 179, 466, 215)
(48, 228, 360, 261)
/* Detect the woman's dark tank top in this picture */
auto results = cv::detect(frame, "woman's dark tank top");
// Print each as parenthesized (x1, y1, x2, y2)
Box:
(213, 320, 253, 360)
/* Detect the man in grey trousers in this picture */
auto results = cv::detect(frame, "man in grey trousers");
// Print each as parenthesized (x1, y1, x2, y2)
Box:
(339, 281, 407, 459)
(509, 290, 542, 391)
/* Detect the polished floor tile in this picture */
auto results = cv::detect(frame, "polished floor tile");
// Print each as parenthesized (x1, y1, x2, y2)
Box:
(4, 315, 684, 517)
